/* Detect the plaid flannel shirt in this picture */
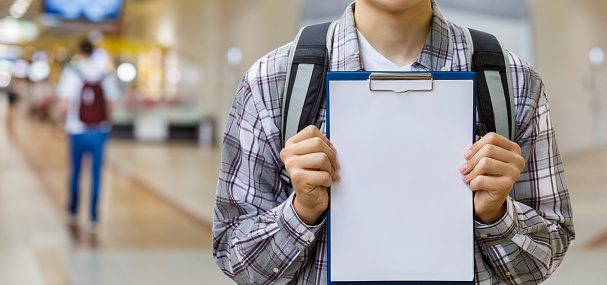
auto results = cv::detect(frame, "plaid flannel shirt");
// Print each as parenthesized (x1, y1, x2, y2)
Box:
(213, 2, 575, 284)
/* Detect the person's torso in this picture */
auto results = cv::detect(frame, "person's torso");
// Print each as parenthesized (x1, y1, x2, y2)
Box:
(240, 3, 536, 284)
(64, 60, 111, 134)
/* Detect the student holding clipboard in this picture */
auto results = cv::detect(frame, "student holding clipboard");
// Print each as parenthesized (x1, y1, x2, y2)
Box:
(213, 1, 575, 284)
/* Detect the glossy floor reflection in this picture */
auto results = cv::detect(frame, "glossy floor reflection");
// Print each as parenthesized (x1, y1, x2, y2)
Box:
(0, 98, 232, 284)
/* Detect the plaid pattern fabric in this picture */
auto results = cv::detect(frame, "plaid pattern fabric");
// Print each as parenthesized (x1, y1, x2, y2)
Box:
(213, 2, 575, 284)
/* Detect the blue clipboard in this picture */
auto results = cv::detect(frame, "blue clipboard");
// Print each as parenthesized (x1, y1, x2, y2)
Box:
(325, 71, 476, 285)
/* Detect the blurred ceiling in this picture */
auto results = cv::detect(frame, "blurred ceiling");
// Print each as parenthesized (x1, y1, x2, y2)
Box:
(0, 0, 156, 47)
(0, 0, 40, 21)
(1, 0, 531, 48)
(0, 1, 10, 18)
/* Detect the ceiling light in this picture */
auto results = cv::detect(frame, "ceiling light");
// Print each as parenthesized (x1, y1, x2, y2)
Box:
(117, 63, 137, 82)
(27, 60, 50, 82)
(590, 47, 605, 67)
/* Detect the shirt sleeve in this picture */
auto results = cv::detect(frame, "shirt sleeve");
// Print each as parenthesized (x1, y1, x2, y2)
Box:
(101, 74, 121, 101)
(55, 67, 80, 100)
(474, 58, 575, 284)
(212, 73, 325, 285)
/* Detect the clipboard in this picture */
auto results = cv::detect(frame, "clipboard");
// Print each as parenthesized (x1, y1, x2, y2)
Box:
(326, 71, 476, 284)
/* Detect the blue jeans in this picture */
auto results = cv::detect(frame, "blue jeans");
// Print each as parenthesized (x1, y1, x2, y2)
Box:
(68, 129, 108, 222)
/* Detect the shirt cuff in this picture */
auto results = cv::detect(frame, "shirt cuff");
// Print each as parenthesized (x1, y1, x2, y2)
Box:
(277, 193, 326, 251)
(475, 197, 519, 247)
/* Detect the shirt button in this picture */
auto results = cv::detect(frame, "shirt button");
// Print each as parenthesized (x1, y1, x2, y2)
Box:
(302, 234, 310, 242)
(505, 271, 512, 276)
(440, 66, 448, 71)
(479, 233, 488, 238)
(273, 267, 280, 273)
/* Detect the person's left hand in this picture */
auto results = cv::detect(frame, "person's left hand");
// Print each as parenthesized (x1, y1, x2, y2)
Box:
(460, 132, 526, 224)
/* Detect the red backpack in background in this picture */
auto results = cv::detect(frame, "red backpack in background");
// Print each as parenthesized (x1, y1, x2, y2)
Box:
(78, 74, 107, 125)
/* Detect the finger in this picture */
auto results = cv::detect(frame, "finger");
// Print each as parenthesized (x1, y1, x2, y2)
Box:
(286, 125, 333, 149)
(461, 143, 519, 175)
(283, 136, 339, 170)
(287, 152, 340, 182)
(280, 131, 340, 170)
(468, 175, 513, 193)
(463, 157, 519, 183)
(465, 132, 521, 160)
(290, 169, 333, 189)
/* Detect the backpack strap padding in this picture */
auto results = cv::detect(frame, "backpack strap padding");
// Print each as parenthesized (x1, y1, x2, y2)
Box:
(281, 27, 304, 145)
(465, 28, 515, 141)
(281, 21, 337, 147)
(280, 21, 337, 194)
(501, 42, 516, 139)
(284, 63, 316, 142)
(462, 28, 474, 68)
(485, 70, 510, 138)
(325, 21, 339, 65)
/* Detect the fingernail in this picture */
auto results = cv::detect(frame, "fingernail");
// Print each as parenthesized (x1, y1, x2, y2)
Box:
(465, 149, 472, 159)
(335, 160, 341, 170)
(459, 163, 467, 173)
(335, 171, 341, 181)
(463, 174, 469, 181)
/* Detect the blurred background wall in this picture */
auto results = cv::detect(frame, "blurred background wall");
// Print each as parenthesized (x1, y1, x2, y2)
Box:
(4, 0, 604, 156)
(120, 0, 302, 143)
(532, 0, 607, 156)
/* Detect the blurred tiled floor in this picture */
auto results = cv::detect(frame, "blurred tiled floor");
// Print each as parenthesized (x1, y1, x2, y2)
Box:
(1, 95, 607, 284)
(0, 97, 233, 285)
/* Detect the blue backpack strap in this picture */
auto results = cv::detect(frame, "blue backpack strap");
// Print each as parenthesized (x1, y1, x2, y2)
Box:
(463, 27, 516, 141)
(280, 21, 338, 192)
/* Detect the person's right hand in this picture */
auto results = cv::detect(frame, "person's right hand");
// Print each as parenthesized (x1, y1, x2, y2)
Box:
(280, 125, 340, 225)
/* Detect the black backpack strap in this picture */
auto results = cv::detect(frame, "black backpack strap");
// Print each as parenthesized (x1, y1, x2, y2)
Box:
(280, 21, 338, 193)
(281, 21, 338, 146)
(463, 28, 515, 141)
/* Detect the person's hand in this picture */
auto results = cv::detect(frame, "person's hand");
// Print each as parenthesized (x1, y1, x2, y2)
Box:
(280, 125, 340, 225)
(460, 132, 525, 224)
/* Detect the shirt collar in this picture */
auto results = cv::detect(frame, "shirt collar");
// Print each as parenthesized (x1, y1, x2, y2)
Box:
(333, 0, 454, 72)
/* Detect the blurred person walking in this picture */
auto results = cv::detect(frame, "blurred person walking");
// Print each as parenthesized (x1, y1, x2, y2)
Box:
(56, 39, 120, 232)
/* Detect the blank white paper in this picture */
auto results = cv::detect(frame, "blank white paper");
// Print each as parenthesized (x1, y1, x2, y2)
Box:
(329, 78, 474, 282)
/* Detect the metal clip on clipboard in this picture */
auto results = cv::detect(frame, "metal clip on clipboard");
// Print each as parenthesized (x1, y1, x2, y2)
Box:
(368, 73, 434, 93)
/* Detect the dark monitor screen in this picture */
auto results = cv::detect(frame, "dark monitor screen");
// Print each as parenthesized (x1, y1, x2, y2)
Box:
(43, 0, 124, 23)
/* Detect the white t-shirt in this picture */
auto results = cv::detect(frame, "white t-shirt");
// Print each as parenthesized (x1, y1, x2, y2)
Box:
(357, 29, 413, 71)
(56, 59, 121, 134)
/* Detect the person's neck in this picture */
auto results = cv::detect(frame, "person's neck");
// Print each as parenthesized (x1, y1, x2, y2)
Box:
(354, 1, 433, 67)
